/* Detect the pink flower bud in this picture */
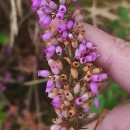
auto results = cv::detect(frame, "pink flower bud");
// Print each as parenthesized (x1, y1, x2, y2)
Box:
(56, 46, 63, 55)
(52, 95, 62, 109)
(100, 74, 108, 81)
(46, 80, 55, 93)
(44, 7, 53, 14)
(32, 0, 41, 10)
(67, 20, 74, 30)
(89, 82, 98, 94)
(62, 31, 68, 40)
(94, 97, 99, 108)
(49, 1, 57, 10)
(79, 43, 87, 54)
(45, 45, 56, 58)
(42, 32, 52, 41)
(80, 57, 86, 64)
(43, 15, 52, 26)
(75, 49, 81, 59)
(38, 70, 50, 77)
(40, 0, 47, 7)
(86, 41, 94, 48)
(74, 83, 80, 95)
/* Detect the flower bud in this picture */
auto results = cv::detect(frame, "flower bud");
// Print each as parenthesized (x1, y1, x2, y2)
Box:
(81, 93, 89, 101)
(38, 70, 50, 77)
(64, 90, 74, 101)
(56, 46, 63, 55)
(71, 67, 78, 79)
(49, 1, 57, 10)
(42, 32, 52, 41)
(59, 5, 67, 13)
(74, 83, 80, 95)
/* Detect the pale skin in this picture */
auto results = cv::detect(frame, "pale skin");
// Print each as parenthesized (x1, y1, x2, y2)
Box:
(83, 24, 130, 130)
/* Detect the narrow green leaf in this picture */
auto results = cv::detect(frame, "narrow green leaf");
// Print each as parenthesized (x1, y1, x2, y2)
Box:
(0, 33, 10, 44)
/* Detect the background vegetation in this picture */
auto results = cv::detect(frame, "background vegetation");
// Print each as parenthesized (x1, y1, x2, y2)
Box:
(0, 0, 130, 130)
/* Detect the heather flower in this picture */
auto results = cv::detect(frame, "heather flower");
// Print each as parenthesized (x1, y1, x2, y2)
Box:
(56, 46, 63, 55)
(75, 97, 84, 105)
(90, 82, 99, 94)
(32, 0, 108, 129)
(45, 45, 56, 58)
(67, 20, 74, 30)
(52, 95, 62, 109)
(46, 80, 55, 93)
(38, 70, 50, 77)
(42, 32, 52, 41)
(59, 5, 67, 13)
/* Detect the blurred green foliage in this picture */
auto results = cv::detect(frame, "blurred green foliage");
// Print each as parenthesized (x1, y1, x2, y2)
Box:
(0, 33, 9, 45)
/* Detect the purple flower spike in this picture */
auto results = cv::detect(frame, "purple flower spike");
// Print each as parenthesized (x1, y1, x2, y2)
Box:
(75, 49, 81, 59)
(56, 46, 63, 55)
(38, 70, 50, 77)
(45, 45, 56, 58)
(62, 31, 68, 40)
(32, 0, 41, 10)
(52, 95, 62, 109)
(42, 32, 52, 41)
(58, 24, 67, 32)
(56, 12, 64, 20)
(75, 97, 84, 105)
(80, 57, 86, 64)
(90, 82, 99, 94)
(59, 5, 67, 13)
(46, 80, 55, 93)
(67, 20, 74, 30)
(79, 43, 87, 54)
(94, 97, 99, 108)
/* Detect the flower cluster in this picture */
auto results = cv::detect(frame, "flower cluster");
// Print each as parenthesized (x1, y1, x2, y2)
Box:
(32, 0, 108, 130)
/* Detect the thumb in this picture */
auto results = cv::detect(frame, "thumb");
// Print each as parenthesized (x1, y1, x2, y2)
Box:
(84, 23, 130, 93)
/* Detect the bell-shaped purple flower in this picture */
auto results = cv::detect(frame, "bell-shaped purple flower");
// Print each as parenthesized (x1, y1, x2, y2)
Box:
(62, 31, 68, 40)
(42, 15, 52, 26)
(49, 1, 57, 10)
(94, 97, 99, 108)
(44, 7, 53, 14)
(40, 0, 47, 7)
(58, 24, 67, 32)
(100, 74, 108, 81)
(45, 45, 56, 58)
(42, 32, 52, 41)
(51, 64, 61, 75)
(56, 12, 64, 20)
(75, 97, 84, 105)
(91, 74, 108, 82)
(56, 46, 62, 55)
(80, 57, 86, 64)
(67, 20, 74, 30)
(89, 82, 99, 94)
(79, 43, 87, 54)
(39, 14, 47, 25)
(38, 70, 50, 77)
(46, 80, 55, 93)
(59, 5, 67, 13)
(32, 0, 41, 10)
(85, 55, 94, 62)
(52, 95, 62, 109)
(86, 41, 94, 48)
